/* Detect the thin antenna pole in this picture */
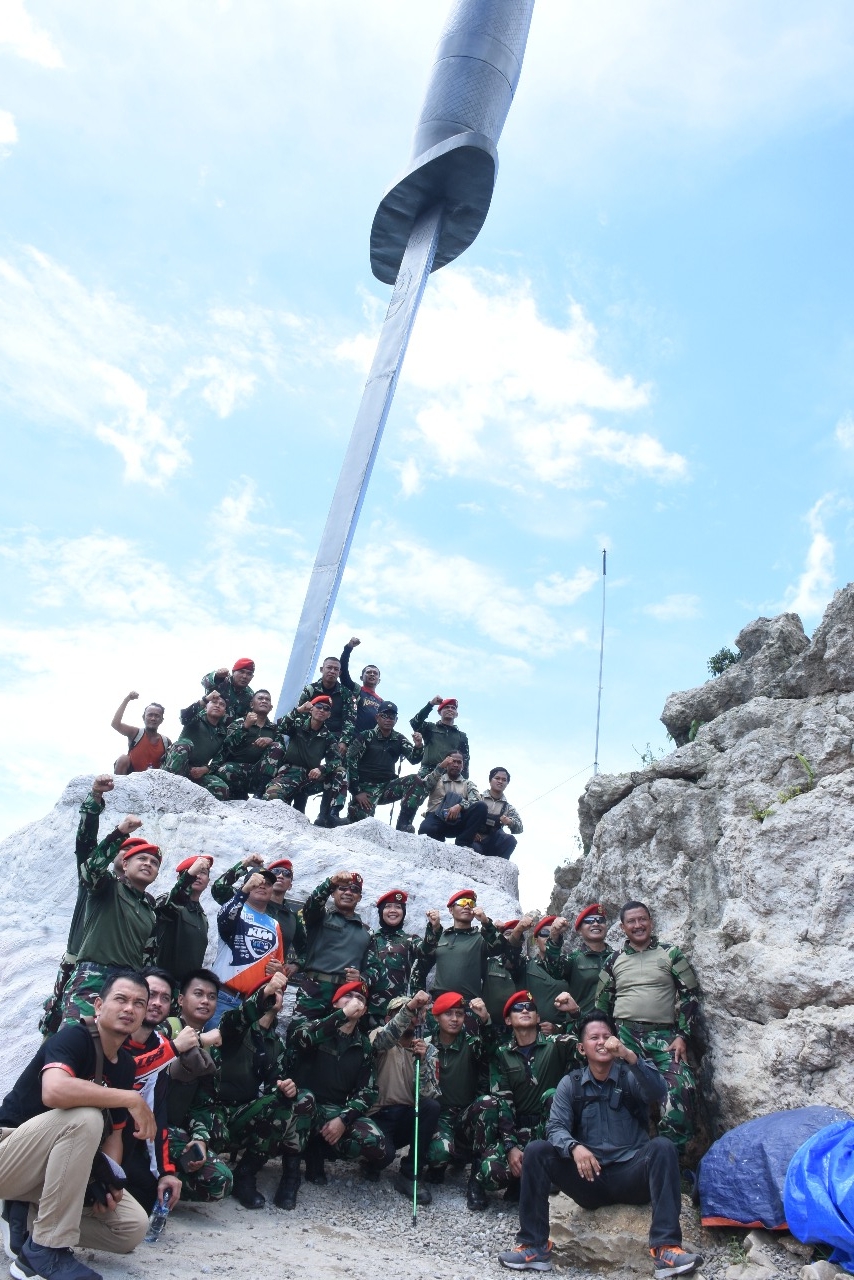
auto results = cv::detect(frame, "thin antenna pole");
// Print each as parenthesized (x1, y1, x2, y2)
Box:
(593, 549, 607, 776)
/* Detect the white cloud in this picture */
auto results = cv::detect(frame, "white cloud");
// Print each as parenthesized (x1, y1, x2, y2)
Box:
(835, 413, 854, 450)
(0, 246, 315, 485)
(337, 271, 685, 496)
(344, 531, 592, 655)
(0, 0, 63, 67)
(784, 495, 837, 619)
(643, 593, 702, 621)
(0, 109, 17, 154)
(534, 568, 599, 606)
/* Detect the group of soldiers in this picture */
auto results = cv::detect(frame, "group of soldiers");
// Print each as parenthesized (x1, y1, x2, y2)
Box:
(109, 640, 523, 856)
(0, 766, 706, 1280)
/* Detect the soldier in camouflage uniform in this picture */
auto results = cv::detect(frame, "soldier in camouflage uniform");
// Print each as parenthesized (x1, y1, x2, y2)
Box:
(366, 889, 440, 1022)
(209, 688, 281, 799)
(263, 697, 342, 809)
(294, 872, 379, 1023)
(162, 691, 230, 800)
(423, 992, 498, 1210)
(291, 981, 391, 1183)
(200, 658, 255, 723)
(595, 900, 701, 1153)
(40, 773, 114, 1034)
(165, 969, 234, 1203)
(504, 916, 575, 1033)
(346, 702, 426, 828)
(297, 655, 358, 825)
(60, 819, 161, 1022)
(482, 918, 529, 1035)
(474, 989, 577, 1204)
(214, 973, 316, 1210)
(544, 903, 614, 1025)
(395, 696, 471, 832)
(154, 855, 213, 983)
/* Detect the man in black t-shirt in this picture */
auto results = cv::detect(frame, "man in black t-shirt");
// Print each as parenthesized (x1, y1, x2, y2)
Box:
(0, 971, 155, 1280)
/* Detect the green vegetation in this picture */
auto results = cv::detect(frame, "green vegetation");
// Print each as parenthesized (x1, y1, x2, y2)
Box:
(708, 646, 740, 677)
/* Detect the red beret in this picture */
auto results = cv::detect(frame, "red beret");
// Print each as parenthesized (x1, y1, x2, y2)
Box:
(120, 837, 162, 864)
(503, 989, 537, 1020)
(438, 698, 458, 711)
(575, 903, 604, 931)
(233, 658, 255, 671)
(447, 889, 476, 908)
(332, 980, 368, 1006)
(533, 915, 556, 937)
(432, 992, 465, 1016)
(498, 919, 520, 932)
(311, 694, 333, 706)
(175, 855, 213, 875)
(377, 888, 407, 907)
(268, 858, 293, 873)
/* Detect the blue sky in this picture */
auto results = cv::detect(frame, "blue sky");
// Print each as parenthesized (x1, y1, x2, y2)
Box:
(2, 1, 853, 908)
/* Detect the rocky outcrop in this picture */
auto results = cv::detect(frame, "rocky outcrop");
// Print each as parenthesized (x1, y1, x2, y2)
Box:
(0, 771, 520, 1087)
(559, 588, 854, 1135)
(661, 612, 809, 744)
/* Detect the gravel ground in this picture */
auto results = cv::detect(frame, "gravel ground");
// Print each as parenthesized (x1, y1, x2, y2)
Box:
(79, 1157, 818, 1280)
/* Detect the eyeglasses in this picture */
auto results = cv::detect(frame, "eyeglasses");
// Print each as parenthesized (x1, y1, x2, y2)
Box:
(583, 915, 606, 925)
(537, 929, 551, 939)
(454, 898, 475, 908)
(273, 870, 293, 879)
(510, 1001, 537, 1014)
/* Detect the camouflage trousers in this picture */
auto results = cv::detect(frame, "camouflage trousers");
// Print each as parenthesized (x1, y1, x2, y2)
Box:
(212, 758, 279, 800)
(168, 1128, 233, 1201)
(425, 1097, 493, 1171)
(347, 774, 429, 823)
(216, 1087, 316, 1158)
(290, 971, 348, 1026)
(58, 961, 112, 1023)
(474, 1095, 555, 1190)
(311, 1102, 391, 1165)
(161, 744, 230, 800)
(264, 766, 330, 806)
(39, 959, 75, 1035)
(618, 1023, 696, 1151)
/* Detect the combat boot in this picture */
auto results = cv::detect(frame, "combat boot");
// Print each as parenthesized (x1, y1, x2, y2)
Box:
(232, 1154, 266, 1209)
(466, 1169, 488, 1211)
(304, 1136, 328, 1186)
(273, 1155, 301, 1210)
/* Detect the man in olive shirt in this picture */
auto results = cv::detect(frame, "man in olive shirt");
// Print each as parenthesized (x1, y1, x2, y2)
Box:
(543, 904, 613, 1023)
(293, 872, 376, 1023)
(155, 856, 213, 982)
(428, 890, 503, 1004)
(39, 773, 115, 1035)
(60, 820, 162, 1022)
(595, 901, 701, 1153)
(346, 702, 426, 829)
(162, 691, 229, 800)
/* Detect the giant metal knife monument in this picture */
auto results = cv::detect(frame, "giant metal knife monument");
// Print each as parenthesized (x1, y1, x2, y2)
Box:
(276, 0, 535, 717)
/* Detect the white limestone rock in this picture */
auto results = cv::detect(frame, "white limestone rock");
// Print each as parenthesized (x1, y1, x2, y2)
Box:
(566, 590, 854, 1134)
(1, 770, 519, 1088)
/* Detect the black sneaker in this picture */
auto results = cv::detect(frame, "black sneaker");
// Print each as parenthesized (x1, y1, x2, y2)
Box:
(11, 1236, 103, 1280)
(1, 1202, 29, 1260)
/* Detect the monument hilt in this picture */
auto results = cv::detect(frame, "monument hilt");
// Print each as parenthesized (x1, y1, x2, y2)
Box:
(276, 0, 535, 719)
(370, 0, 535, 285)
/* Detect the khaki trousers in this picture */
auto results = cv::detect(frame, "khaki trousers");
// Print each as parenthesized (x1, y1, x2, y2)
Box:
(0, 1107, 147, 1252)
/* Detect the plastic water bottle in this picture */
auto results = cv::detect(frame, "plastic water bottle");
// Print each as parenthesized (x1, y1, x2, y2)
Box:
(144, 1189, 171, 1243)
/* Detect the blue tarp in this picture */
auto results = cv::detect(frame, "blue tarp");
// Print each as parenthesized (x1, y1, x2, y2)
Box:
(698, 1107, 851, 1229)
(784, 1119, 854, 1273)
